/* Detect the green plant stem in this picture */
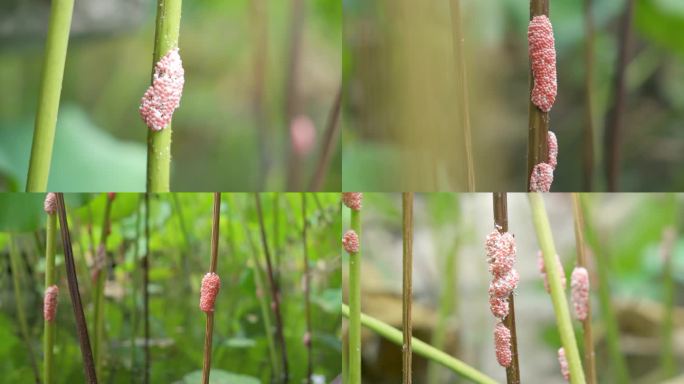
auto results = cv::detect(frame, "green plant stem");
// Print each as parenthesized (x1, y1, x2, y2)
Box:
(25, 0, 74, 191)
(9, 237, 41, 383)
(93, 196, 114, 380)
(143, 193, 150, 384)
(55, 193, 98, 383)
(201, 193, 221, 384)
(528, 193, 585, 384)
(402, 193, 414, 384)
(341, 304, 497, 384)
(130, 195, 142, 382)
(579, 194, 630, 383)
(301, 194, 313, 383)
(146, 0, 183, 192)
(44, 212, 57, 384)
(571, 194, 597, 384)
(348, 207, 362, 384)
(527, 0, 550, 190)
(660, 225, 676, 379)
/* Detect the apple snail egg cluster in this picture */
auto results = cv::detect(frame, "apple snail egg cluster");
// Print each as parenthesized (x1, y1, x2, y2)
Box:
(139, 48, 185, 132)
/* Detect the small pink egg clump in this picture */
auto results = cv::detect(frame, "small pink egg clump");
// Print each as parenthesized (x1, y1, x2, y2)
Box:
(290, 115, 317, 157)
(530, 163, 554, 192)
(528, 15, 557, 112)
(547, 131, 558, 169)
(558, 347, 570, 381)
(43, 285, 59, 322)
(485, 228, 518, 320)
(44, 193, 57, 214)
(494, 322, 512, 367)
(139, 48, 185, 131)
(342, 230, 360, 254)
(199, 272, 221, 313)
(107, 192, 116, 201)
(537, 251, 567, 293)
(342, 193, 363, 211)
(571, 266, 590, 321)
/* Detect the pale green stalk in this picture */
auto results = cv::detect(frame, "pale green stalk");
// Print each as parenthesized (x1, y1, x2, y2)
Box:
(26, 0, 74, 191)
(342, 304, 497, 384)
(528, 193, 586, 384)
(44, 212, 58, 384)
(348, 209, 361, 384)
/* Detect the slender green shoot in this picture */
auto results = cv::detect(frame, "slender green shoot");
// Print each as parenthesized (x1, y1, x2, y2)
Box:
(341, 304, 497, 384)
(26, 0, 75, 191)
(348, 208, 362, 384)
(528, 193, 586, 384)
(146, 0, 183, 192)
(44, 210, 58, 384)
(93, 196, 114, 380)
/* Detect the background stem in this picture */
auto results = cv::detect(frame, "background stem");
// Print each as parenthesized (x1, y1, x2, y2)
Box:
(143, 193, 150, 384)
(309, 85, 343, 191)
(201, 193, 221, 384)
(527, 0, 550, 190)
(348, 206, 362, 384)
(582, 0, 595, 191)
(146, 0, 183, 192)
(55, 193, 97, 383)
(93, 197, 114, 380)
(44, 211, 57, 384)
(571, 194, 597, 384)
(301, 194, 313, 383)
(528, 193, 585, 384)
(341, 304, 497, 384)
(493, 193, 520, 384)
(402, 193, 414, 384)
(25, 0, 75, 191)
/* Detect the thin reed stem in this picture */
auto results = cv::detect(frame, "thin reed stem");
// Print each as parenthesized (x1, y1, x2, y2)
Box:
(527, 0, 550, 190)
(146, 0, 183, 192)
(250, 0, 270, 190)
(348, 204, 362, 384)
(143, 193, 150, 384)
(402, 193, 414, 384)
(301, 194, 313, 383)
(9, 237, 41, 383)
(55, 193, 97, 383)
(310, 85, 343, 191)
(528, 193, 585, 384)
(571, 194, 597, 384)
(341, 304, 497, 384)
(448, 0, 476, 191)
(130, 195, 142, 382)
(579, 194, 630, 382)
(582, 0, 595, 191)
(493, 193, 520, 384)
(25, 0, 74, 191)
(255, 193, 289, 383)
(201, 193, 221, 384)
(44, 208, 57, 384)
(93, 196, 114, 380)
(285, 0, 306, 190)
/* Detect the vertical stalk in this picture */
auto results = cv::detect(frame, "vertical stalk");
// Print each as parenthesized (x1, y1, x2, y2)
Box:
(9, 237, 41, 383)
(93, 196, 114, 380)
(285, 0, 306, 190)
(348, 204, 362, 384)
(309, 86, 343, 191)
(25, 0, 75, 191)
(251, 0, 270, 190)
(448, 0, 476, 191)
(582, 0, 595, 191)
(528, 194, 585, 384)
(143, 193, 150, 384)
(201, 193, 221, 384)
(44, 208, 57, 384)
(402, 193, 414, 384)
(55, 193, 98, 383)
(603, 0, 634, 192)
(255, 193, 290, 383)
(493, 193, 521, 384)
(571, 194, 597, 384)
(527, 0, 550, 190)
(660, 225, 676, 379)
(130, 195, 142, 382)
(146, 0, 183, 192)
(579, 195, 630, 382)
(301, 194, 313, 383)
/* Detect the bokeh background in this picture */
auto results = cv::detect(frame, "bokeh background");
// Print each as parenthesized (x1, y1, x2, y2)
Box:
(0, 193, 342, 383)
(0, 0, 341, 191)
(343, 193, 684, 383)
(343, 0, 684, 191)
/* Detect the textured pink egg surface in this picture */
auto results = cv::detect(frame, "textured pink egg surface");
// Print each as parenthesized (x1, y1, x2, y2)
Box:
(571, 266, 590, 321)
(43, 285, 59, 322)
(558, 347, 570, 381)
(44, 193, 57, 214)
(199, 272, 221, 313)
(530, 162, 554, 192)
(341, 193, 363, 211)
(139, 48, 185, 131)
(494, 322, 512, 367)
(537, 251, 567, 293)
(547, 131, 558, 169)
(342, 230, 360, 254)
(528, 15, 557, 112)
(290, 115, 317, 156)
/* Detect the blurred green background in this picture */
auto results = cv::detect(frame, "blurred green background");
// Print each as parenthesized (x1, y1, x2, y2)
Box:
(343, 0, 684, 191)
(0, 193, 341, 383)
(0, 0, 341, 191)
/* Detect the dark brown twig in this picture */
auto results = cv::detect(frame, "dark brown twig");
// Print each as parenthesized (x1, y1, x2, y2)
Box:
(301, 194, 313, 383)
(202, 193, 222, 384)
(309, 85, 343, 191)
(527, 0, 550, 191)
(255, 193, 289, 383)
(493, 193, 520, 384)
(604, 0, 634, 191)
(55, 193, 98, 384)
(402, 193, 414, 384)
